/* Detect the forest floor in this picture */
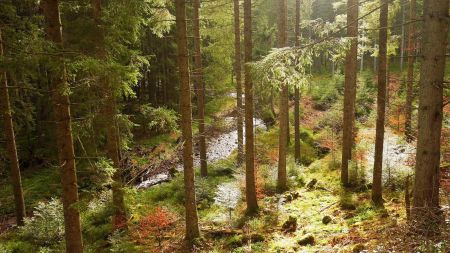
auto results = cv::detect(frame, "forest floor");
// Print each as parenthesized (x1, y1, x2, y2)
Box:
(1, 76, 449, 252)
(129, 91, 449, 252)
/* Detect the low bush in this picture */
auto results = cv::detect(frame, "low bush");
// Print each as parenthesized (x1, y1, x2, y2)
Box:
(134, 104, 179, 135)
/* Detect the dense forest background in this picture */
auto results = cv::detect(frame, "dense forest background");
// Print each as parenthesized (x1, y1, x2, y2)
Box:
(0, 0, 449, 252)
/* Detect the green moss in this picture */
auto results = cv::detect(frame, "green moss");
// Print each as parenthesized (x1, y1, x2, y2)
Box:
(0, 167, 60, 216)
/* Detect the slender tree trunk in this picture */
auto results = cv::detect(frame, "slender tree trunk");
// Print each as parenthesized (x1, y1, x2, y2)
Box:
(277, 0, 288, 193)
(175, 0, 201, 243)
(41, 0, 83, 252)
(412, 0, 448, 224)
(372, 0, 388, 206)
(404, 0, 416, 143)
(399, 0, 405, 73)
(0, 29, 26, 226)
(341, 0, 358, 187)
(294, 0, 301, 164)
(233, 0, 244, 165)
(91, 0, 127, 230)
(244, 0, 258, 214)
(192, 0, 207, 177)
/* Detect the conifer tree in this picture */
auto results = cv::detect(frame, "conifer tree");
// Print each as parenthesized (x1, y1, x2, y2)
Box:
(193, 0, 208, 177)
(277, 0, 288, 192)
(413, 0, 448, 224)
(341, 0, 358, 187)
(90, 0, 127, 230)
(234, 0, 244, 165)
(175, 0, 201, 243)
(244, 0, 258, 214)
(372, 0, 388, 206)
(0, 29, 26, 226)
(404, 0, 416, 143)
(294, 0, 301, 164)
(41, 0, 83, 251)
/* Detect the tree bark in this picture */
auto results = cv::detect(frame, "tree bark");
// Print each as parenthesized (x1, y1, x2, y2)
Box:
(0, 29, 26, 226)
(91, 0, 127, 230)
(234, 0, 244, 166)
(399, 0, 405, 73)
(277, 0, 288, 193)
(192, 0, 207, 177)
(41, 0, 83, 252)
(372, 0, 388, 206)
(175, 0, 201, 243)
(341, 0, 358, 187)
(294, 0, 301, 164)
(404, 0, 416, 143)
(412, 0, 448, 223)
(244, 0, 258, 214)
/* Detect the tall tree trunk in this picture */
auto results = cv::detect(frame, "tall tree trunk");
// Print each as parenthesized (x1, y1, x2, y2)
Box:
(0, 29, 26, 226)
(412, 0, 448, 224)
(341, 0, 358, 187)
(294, 0, 301, 164)
(193, 0, 207, 177)
(41, 1, 83, 252)
(175, 0, 201, 243)
(233, 0, 244, 165)
(244, 0, 258, 214)
(404, 0, 416, 143)
(399, 0, 405, 73)
(91, 0, 127, 230)
(371, 0, 388, 206)
(277, 0, 288, 193)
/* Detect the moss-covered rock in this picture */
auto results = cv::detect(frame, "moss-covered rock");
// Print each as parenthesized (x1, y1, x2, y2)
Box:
(352, 243, 365, 253)
(282, 216, 297, 233)
(307, 179, 318, 189)
(297, 233, 315, 246)
(322, 215, 332, 224)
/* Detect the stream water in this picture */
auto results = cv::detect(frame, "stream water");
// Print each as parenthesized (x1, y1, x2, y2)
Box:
(137, 117, 265, 189)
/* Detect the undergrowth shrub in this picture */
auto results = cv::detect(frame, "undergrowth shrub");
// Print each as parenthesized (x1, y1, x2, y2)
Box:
(310, 74, 344, 110)
(138, 206, 176, 251)
(78, 158, 116, 193)
(109, 231, 140, 253)
(214, 182, 241, 221)
(134, 104, 179, 135)
(257, 164, 277, 195)
(19, 198, 65, 248)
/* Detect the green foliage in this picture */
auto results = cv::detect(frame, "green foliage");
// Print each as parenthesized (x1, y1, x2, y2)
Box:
(19, 198, 65, 248)
(309, 74, 344, 111)
(0, 167, 60, 216)
(108, 231, 141, 253)
(78, 158, 116, 194)
(134, 104, 179, 135)
(0, 240, 36, 253)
